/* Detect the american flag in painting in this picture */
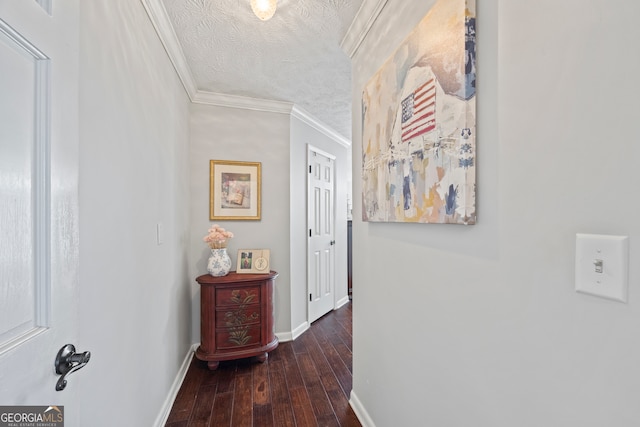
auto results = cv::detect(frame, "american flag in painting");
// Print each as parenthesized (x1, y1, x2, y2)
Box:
(400, 78, 436, 143)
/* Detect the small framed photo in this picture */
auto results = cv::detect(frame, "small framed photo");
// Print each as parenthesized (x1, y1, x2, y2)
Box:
(236, 249, 270, 274)
(210, 160, 261, 220)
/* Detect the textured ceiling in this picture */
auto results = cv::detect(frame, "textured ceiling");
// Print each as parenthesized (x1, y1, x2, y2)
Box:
(161, 0, 363, 139)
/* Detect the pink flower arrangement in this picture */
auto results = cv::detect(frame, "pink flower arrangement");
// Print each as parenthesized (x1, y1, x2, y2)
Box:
(203, 224, 234, 249)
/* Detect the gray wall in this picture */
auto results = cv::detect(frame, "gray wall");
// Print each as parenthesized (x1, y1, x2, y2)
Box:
(189, 103, 292, 338)
(351, 0, 640, 426)
(78, 1, 191, 425)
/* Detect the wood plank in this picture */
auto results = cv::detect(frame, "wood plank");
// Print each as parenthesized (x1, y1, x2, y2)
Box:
(187, 384, 215, 427)
(299, 328, 323, 355)
(334, 304, 353, 332)
(337, 406, 363, 427)
(333, 341, 353, 374)
(316, 413, 341, 427)
(311, 327, 352, 397)
(231, 374, 253, 427)
(304, 313, 358, 425)
(326, 387, 356, 425)
(320, 311, 353, 350)
(291, 331, 309, 354)
(214, 362, 237, 394)
(319, 315, 350, 346)
(199, 365, 220, 388)
(252, 404, 274, 427)
(210, 392, 233, 427)
(279, 343, 305, 390)
(304, 333, 354, 426)
(289, 387, 317, 427)
(332, 321, 353, 352)
(253, 359, 270, 405)
(296, 352, 334, 418)
(268, 360, 296, 427)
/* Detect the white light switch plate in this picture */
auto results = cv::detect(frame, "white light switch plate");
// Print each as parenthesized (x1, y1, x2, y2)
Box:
(575, 234, 629, 302)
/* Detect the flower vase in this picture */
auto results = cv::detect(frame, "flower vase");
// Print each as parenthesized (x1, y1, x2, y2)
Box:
(207, 248, 231, 277)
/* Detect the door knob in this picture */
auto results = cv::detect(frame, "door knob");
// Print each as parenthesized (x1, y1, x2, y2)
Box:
(330, 240, 336, 245)
(54, 344, 91, 391)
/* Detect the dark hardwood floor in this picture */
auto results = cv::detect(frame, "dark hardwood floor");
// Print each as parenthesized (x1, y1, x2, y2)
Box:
(166, 302, 361, 427)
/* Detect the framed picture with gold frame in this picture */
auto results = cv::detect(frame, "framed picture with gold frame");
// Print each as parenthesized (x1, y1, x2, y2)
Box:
(236, 249, 270, 274)
(209, 160, 261, 220)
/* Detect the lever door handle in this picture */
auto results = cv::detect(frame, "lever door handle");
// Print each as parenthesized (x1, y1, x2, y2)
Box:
(330, 240, 336, 245)
(55, 344, 91, 391)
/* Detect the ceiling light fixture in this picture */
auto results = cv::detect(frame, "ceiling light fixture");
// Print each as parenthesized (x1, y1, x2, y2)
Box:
(250, 0, 277, 21)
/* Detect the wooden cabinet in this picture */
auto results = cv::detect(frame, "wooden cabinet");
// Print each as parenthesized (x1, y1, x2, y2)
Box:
(195, 271, 278, 370)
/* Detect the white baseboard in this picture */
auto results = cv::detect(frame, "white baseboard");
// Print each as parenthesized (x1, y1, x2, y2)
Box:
(153, 344, 198, 427)
(291, 321, 309, 340)
(276, 321, 309, 342)
(335, 295, 350, 309)
(275, 331, 294, 342)
(349, 390, 376, 427)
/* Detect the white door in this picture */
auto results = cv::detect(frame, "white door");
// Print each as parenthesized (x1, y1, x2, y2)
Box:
(307, 146, 336, 323)
(0, 0, 81, 421)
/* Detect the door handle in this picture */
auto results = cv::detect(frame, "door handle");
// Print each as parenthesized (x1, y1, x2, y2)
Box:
(54, 344, 91, 391)
(330, 240, 336, 245)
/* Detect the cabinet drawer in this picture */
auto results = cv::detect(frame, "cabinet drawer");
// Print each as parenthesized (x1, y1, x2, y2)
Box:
(216, 287, 260, 307)
(216, 325, 262, 349)
(216, 306, 261, 328)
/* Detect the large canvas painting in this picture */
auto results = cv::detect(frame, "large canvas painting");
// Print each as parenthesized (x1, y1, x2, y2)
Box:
(362, 0, 476, 224)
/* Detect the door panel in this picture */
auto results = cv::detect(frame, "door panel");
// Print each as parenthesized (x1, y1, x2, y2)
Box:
(0, 23, 40, 349)
(308, 147, 336, 323)
(0, 0, 80, 416)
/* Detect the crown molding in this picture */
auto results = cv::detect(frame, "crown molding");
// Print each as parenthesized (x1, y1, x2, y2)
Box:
(140, 0, 198, 99)
(140, 0, 350, 147)
(35, 0, 52, 15)
(340, 0, 388, 58)
(291, 106, 351, 147)
(192, 91, 294, 114)
(193, 92, 351, 147)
